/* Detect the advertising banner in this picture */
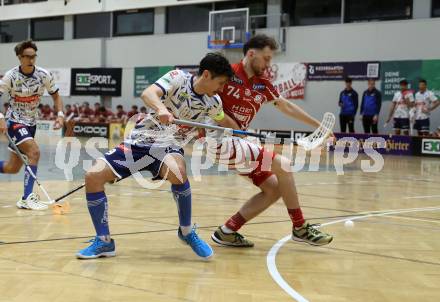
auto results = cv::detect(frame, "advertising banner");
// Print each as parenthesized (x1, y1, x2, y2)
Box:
(293, 131, 313, 144)
(265, 63, 307, 99)
(71, 68, 122, 96)
(134, 66, 174, 97)
(35, 120, 62, 138)
(380, 60, 422, 100)
(71, 122, 109, 138)
(412, 137, 440, 157)
(109, 122, 124, 140)
(420, 60, 440, 97)
(44, 68, 71, 96)
(259, 129, 292, 144)
(333, 133, 412, 155)
(307, 61, 380, 81)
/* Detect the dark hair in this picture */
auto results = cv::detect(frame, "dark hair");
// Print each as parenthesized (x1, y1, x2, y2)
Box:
(14, 40, 37, 56)
(345, 77, 352, 83)
(94, 102, 100, 106)
(116, 105, 123, 109)
(399, 79, 408, 85)
(419, 79, 427, 85)
(243, 34, 278, 55)
(198, 52, 233, 79)
(132, 105, 138, 110)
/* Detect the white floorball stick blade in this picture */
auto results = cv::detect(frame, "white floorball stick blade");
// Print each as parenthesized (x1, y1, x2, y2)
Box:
(297, 112, 336, 151)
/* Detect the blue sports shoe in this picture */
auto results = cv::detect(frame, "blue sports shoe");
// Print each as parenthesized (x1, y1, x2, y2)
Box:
(76, 236, 116, 259)
(178, 226, 214, 259)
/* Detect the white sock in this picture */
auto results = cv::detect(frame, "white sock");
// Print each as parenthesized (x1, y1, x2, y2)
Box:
(180, 226, 192, 236)
(221, 225, 234, 234)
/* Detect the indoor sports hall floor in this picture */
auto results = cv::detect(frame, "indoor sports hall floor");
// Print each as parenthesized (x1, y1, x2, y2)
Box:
(0, 137, 439, 302)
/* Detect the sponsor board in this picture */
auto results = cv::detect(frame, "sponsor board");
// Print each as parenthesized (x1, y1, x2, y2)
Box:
(71, 68, 122, 96)
(307, 61, 380, 81)
(334, 133, 412, 155)
(72, 123, 109, 138)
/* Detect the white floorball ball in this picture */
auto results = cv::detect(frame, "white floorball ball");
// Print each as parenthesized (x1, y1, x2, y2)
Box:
(344, 220, 354, 228)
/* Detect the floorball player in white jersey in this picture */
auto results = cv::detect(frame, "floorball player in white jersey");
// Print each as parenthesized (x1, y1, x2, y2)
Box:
(386, 79, 414, 135)
(0, 40, 64, 210)
(75, 53, 236, 260)
(414, 79, 439, 136)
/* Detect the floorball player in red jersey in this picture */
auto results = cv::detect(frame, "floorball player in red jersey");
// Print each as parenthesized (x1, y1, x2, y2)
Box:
(211, 34, 333, 247)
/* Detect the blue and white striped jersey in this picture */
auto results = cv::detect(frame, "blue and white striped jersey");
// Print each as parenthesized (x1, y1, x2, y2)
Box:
(0, 66, 58, 126)
(126, 70, 224, 147)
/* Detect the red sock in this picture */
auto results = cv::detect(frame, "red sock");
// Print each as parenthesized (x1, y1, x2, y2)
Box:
(288, 208, 305, 228)
(225, 212, 247, 232)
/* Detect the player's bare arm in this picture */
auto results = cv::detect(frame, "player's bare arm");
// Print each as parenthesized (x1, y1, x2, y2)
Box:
(51, 91, 64, 129)
(140, 84, 174, 124)
(427, 100, 440, 112)
(0, 75, 8, 134)
(386, 102, 397, 123)
(273, 96, 321, 128)
(0, 114, 6, 135)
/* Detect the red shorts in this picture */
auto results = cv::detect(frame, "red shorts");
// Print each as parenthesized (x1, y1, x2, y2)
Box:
(240, 147, 275, 187)
(211, 137, 276, 187)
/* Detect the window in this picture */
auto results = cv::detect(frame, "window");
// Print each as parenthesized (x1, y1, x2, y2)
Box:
(74, 13, 111, 39)
(283, 0, 341, 26)
(113, 9, 154, 36)
(433, 0, 440, 17)
(214, 0, 266, 15)
(4, 0, 47, 4)
(31, 16, 64, 41)
(215, 0, 267, 29)
(345, 0, 412, 23)
(166, 4, 212, 33)
(0, 19, 29, 43)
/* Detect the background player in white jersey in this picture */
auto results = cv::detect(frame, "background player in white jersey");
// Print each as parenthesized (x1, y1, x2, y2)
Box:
(0, 40, 64, 210)
(76, 53, 234, 260)
(414, 79, 439, 136)
(386, 79, 414, 135)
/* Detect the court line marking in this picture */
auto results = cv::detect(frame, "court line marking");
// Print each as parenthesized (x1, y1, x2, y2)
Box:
(403, 195, 440, 199)
(386, 215, 440, 225)
(267, 205, 440, 302)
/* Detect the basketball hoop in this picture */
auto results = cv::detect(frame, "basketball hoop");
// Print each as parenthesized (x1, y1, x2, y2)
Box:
(209, 39, 230, 48)
(208, 8, 250, 49)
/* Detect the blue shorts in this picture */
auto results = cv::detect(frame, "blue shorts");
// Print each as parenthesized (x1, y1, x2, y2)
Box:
(101, 143, 184, 179)
(7, 121, 37, 153)
(393, 118, 410, 130)
(414, 119, 430, 132)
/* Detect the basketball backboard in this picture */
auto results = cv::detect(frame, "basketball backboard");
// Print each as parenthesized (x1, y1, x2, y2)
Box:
(208, 8, 250, 49)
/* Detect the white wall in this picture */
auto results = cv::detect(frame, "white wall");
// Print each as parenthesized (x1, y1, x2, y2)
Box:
(0, 0, 227, 21)
(105, 33, 208, 68)
(0, 38, 103, 69)
(0, 39, 103, 106)
(277, 19, 440, 62)
(0, 0, 103, 21)
(252, 18, 440, 133)
(104, 32, 209, 106)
